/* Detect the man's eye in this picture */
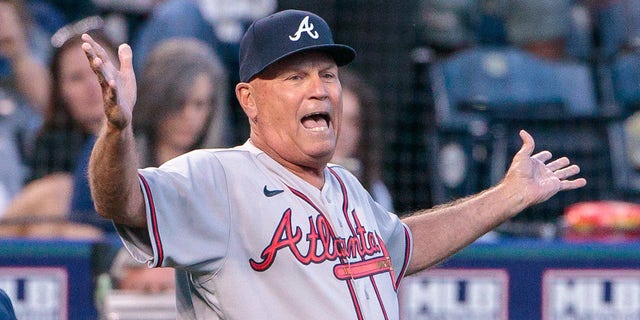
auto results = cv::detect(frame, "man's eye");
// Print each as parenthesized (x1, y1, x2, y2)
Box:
(323, 73, 336, 79)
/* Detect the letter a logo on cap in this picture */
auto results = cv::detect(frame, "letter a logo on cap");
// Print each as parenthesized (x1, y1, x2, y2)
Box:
(289, 16, 319, 41)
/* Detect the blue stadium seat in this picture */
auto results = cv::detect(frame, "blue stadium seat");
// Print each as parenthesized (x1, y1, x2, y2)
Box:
(430, 46, 598, 130)
(610, 51, 640, 115)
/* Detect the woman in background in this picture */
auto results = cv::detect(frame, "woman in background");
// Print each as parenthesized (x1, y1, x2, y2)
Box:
(133, 37, 230, 167)
(0, 17, 115, 238)
(332, 68, 394, 211)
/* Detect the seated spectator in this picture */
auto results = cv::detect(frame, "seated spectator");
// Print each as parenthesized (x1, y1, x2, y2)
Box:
(129, 0, 221, 74)
(132, 37, 230, 167)
(0, 0, 59, 112)
(500, 0, 573, 61)
(332, 69, 394, 211)
(415, 0, 479, 56)
(109, 248, 175, 294)
(95, 248, 176, 319)
(0, 18, 116, 238)
(415, 0, 575, 61)
(131, 0, 275, 74)
(197, 0, 276, 64)
(0, 89, 41, 215)
(476, 0, 577, 60)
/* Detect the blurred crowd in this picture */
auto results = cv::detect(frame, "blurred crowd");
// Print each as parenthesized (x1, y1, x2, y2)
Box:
(416, 0, 640, 60)
(0, 0, 399, 236)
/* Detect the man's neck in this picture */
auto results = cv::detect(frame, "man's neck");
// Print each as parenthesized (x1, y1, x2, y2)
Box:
(248, 139, 327, 190)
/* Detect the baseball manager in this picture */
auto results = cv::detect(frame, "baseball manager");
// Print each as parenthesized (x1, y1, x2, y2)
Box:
(81, 9, 586, 319)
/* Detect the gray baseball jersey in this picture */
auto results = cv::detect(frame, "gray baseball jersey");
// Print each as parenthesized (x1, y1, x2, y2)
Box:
(116, 141, 413, 319)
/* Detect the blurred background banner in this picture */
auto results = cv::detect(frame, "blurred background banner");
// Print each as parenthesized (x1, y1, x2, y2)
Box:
(399, 240, 640, 320)
(0, 239, 97, 319)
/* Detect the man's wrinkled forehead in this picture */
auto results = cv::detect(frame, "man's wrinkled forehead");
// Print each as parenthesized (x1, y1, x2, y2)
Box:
(254, 51, 338, 81)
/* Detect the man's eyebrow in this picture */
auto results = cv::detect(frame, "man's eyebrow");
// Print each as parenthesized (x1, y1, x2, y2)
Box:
(270, 57, 337, 75)
(320, 62, 339, 70)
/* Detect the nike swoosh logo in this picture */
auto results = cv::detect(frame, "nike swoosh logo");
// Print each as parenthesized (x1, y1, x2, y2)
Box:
(263, 186, 284, 197)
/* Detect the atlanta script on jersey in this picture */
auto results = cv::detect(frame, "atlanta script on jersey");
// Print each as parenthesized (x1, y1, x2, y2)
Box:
(116, 141, 412, 319)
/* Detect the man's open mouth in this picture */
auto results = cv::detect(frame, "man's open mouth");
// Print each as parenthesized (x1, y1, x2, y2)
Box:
(301, 112, 331, 131)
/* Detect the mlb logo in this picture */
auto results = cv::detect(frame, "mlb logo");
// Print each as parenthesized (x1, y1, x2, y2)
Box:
(542, 269, 640, 320)
(399, 268, 509, 320)
(0, 267, 68, 320)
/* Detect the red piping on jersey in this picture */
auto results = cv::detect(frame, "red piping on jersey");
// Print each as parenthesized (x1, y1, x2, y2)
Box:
(329, 168, 356, 235)
(287, 187, 325, 218)
(396, 228, 411, 290)
(139, 174, 164, 267)
(287, 185, 364, 320)
(328, 167, 390, 320)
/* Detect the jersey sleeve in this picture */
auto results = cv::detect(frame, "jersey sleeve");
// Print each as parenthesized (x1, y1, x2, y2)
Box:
(116, 150, 231, 272)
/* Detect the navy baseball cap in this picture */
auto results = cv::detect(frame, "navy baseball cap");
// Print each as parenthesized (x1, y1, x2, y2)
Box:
(239, 9, 356, 82)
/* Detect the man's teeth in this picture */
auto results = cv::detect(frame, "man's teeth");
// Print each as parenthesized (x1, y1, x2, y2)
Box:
(302, 116, 329, 130)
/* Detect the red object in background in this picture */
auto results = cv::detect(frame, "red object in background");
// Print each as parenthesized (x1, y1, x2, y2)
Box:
(563, 201, 640, 242)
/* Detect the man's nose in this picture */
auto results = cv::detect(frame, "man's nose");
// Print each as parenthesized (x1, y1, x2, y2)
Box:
(308, 74, 329, 99)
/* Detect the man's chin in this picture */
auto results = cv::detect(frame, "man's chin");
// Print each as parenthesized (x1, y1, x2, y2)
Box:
(307, 149, 335, 166)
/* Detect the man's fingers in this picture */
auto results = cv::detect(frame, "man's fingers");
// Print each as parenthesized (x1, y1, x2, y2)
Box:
(118, 44, 133, 70)
(82, 41, 114, 90)
(561, 178, 587, 190)
(532, 151, 552, 163)
(554, 164, 580, 180)
(82, 44, 104, 79)
(82, 33, 111, 64)
(81, 34, 102, 60)
(83, 49, 110, 87)
(516, 130, 535, 158)
(546, 157, 570, 172)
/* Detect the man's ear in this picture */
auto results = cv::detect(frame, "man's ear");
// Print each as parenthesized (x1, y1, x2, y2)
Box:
(235, 82, 257, 122)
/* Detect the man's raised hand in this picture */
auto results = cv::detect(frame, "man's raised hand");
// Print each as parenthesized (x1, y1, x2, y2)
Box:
(504, 130, 587, 209)
(81, 33, 137, 130)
